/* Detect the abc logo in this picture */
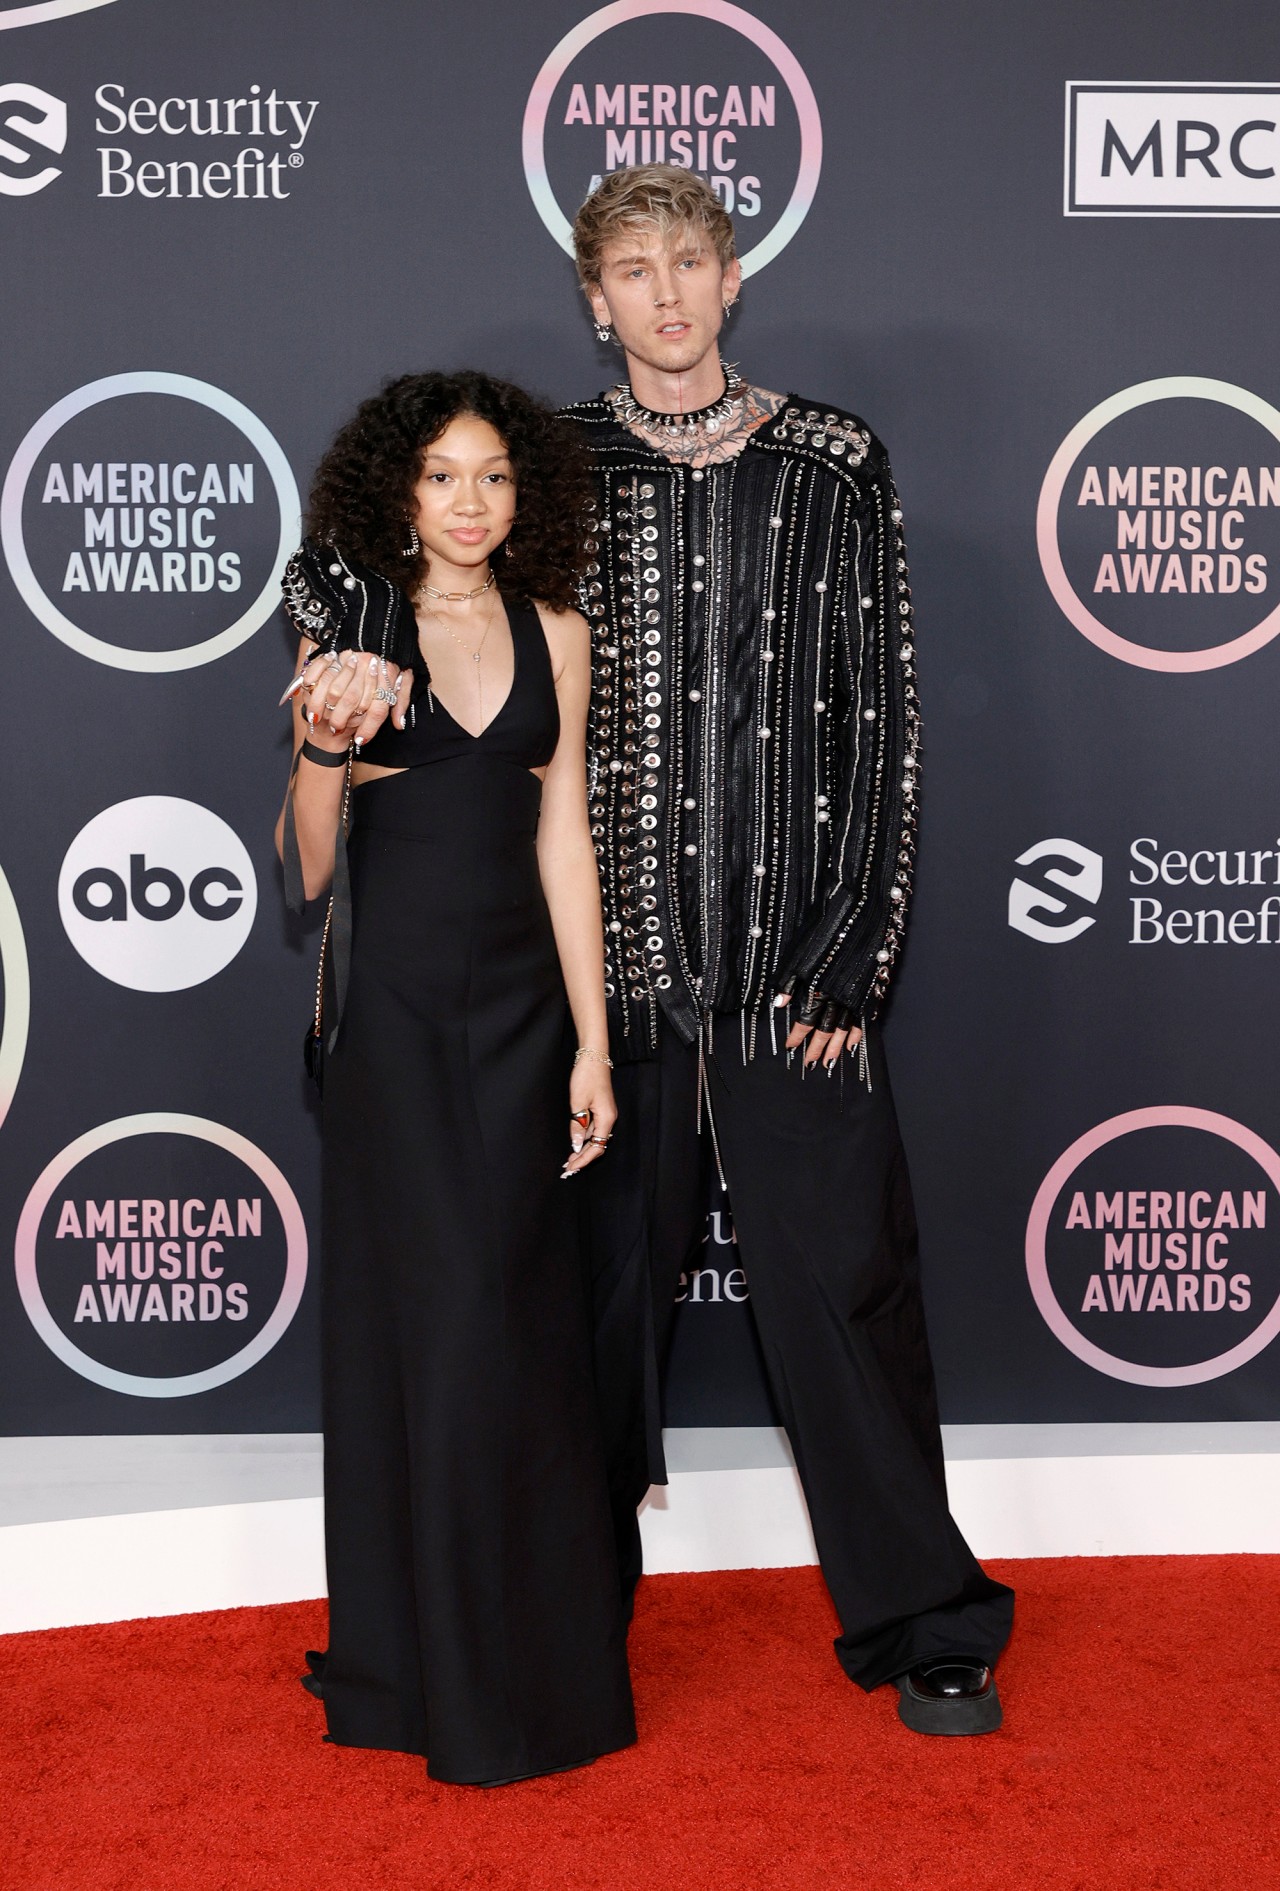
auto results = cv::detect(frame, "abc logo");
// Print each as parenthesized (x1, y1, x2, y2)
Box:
(58, 796, 257, 991)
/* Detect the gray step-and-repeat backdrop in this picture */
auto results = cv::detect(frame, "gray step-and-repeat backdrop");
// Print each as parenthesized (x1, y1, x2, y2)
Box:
(2, 0, 1278, 1445)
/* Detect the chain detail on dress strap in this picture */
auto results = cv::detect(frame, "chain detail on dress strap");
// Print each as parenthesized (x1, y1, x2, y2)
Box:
(311, 748, 353, 1050)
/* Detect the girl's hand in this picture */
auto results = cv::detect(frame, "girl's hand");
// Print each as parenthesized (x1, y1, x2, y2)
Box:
(562, 1060, 617, 1177)
(299, 648, 413, 744)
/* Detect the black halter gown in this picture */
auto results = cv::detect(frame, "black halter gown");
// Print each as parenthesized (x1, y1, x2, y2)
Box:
(311, 597, 635, 1785)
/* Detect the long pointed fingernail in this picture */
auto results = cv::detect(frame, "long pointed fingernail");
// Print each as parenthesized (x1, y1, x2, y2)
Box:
(279, 674, 306, 706)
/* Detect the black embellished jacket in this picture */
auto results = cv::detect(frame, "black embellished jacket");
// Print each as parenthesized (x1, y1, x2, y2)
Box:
(562, 396, 920, 1058)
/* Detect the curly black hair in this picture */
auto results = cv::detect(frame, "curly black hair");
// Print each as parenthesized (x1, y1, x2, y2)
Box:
(306, 371, 591, 612)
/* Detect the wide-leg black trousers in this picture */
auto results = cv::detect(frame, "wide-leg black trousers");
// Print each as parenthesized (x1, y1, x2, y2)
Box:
(584, 1014, 1014, 1690)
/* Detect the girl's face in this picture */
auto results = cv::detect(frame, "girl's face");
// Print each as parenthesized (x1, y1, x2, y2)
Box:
(411, 412, 517, 574)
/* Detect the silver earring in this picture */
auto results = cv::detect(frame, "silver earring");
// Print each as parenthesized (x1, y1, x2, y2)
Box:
(722, 300, 735, 319)
(402, 521, 420, 558)
(594, 321, 613, 343)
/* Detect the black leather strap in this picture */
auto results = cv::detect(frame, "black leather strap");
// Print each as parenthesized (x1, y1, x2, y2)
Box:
(301, 738, 351, 767)
(282, 755, 306, 916)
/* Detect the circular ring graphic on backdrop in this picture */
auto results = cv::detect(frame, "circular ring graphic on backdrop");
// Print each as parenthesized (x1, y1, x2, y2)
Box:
(0, 0, 117, 24)
(1037, 377, 1280, 673)
(0, 372, 300, 672)
(522, 0, 822, 280)
(1026, 1106, 1280, 1386)
(0, 861, 30, 1135)
(14, 1113, 307, 1397)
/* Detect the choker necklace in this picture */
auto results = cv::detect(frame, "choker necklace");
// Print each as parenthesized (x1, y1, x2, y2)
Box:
(417, 571, 496, 603)
(608, 363, 745, 438)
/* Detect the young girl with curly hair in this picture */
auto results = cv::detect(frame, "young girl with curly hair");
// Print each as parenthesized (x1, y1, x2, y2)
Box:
(275, 371, 635, 1786)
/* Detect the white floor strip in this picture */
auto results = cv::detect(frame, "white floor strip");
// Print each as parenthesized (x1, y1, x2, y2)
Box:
(0, 1497, 326, 1634)
(2, 1453, 1277, 1634)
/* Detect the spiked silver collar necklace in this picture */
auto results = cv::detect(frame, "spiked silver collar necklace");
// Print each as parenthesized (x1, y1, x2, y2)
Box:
(607, 363, 745, 439)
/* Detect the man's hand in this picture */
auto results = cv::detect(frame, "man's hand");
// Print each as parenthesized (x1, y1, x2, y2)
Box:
(299, 648, 413, 746)
(777, 992, 863, 1068)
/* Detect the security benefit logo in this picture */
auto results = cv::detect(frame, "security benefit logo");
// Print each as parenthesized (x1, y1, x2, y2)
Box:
(59, 797, 256, 992)
(524, 0, 821, 277)
(1066, 84, 1280, 218)
(0, 69, 317, 200)
(1010, 836, 1280, 951)
(1038, 378, 1280, 673)
(1, 371, 299, 671)
(1027, 1109, 1280, 1387)
(1008, 839, 1102, 943)
(0, 81, 65, 195)
(15, 1114, 307, 1398)
(94, 82, 317, 201)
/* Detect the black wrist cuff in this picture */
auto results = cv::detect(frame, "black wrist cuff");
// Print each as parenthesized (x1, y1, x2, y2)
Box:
(301, 739, 350, 768)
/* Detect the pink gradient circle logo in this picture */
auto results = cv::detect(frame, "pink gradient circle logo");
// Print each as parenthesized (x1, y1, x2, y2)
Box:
(523, 0, 822, 280)
(1037, 378, 1280, 672)
(14, 1113, 308, 1397)
(1026, 1107, 1280, 1386)
(0, 372, 299, 673)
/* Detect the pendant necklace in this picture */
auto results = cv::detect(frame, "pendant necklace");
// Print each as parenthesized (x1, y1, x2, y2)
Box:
(416, 583, 497, 724)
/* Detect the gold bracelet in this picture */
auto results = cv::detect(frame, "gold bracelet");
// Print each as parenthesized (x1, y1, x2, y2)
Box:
(573, 1046, 614, 1069)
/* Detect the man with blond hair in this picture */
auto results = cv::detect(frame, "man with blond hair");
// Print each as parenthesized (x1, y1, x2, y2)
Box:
(565, 166, 1013, 1737)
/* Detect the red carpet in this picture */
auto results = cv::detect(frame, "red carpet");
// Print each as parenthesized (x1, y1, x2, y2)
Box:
(6, 1558, 1278, 1891)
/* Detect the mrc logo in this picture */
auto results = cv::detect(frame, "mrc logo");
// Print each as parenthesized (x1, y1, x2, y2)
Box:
(1066, 83, 1280, 217)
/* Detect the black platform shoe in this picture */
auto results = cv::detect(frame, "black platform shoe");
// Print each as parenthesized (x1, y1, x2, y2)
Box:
(895, 1658, 1002, 1735)
(299, 1649, 326, 1700)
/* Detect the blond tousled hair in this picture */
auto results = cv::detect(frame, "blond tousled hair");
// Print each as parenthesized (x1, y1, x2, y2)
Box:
(572, 164, 737, 292)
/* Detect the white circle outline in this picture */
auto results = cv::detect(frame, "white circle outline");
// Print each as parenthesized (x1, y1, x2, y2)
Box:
(0, 1, 118, 26)
(522, 0, 823, 281)
(1025, 1105, 1280, 1386)
(14, 1113, 308, 1397)
(0, 860, 30, 1134)
(0, 372, 300, 673)
(1036, 376, 1280, 673)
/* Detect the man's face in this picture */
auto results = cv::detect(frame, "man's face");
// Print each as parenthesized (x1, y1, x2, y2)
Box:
(588, 224, 741, 381)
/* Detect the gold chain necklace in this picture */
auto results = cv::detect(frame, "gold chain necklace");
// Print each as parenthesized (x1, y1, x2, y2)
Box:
(418, 571, 496, 602)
